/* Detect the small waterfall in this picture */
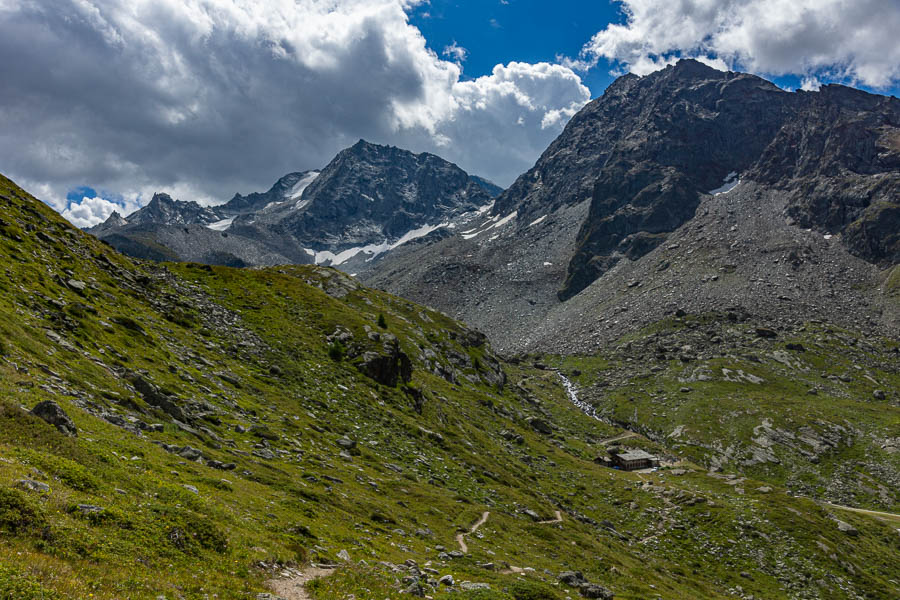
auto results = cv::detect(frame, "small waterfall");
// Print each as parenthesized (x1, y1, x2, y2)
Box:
(556, 371, 603, 421)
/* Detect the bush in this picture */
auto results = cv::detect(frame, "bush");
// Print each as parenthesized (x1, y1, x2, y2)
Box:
(508, 580, 562, 600)
(328, 340, 346, 361)
(377, 313, 387, 329)
(0, 488, 46, 533)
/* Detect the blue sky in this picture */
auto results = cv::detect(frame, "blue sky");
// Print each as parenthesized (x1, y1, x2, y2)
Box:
(410, 0, 900, 99)
(410, 0, 620, 97)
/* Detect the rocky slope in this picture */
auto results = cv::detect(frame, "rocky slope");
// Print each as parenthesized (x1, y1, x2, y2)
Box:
(366, 60, 900, 353)
(89, 140, 500, 271)
(5, 173, 900, 599)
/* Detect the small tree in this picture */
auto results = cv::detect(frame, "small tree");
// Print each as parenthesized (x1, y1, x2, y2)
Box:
(377, 313, 387, 329)
(328, 340, 346, 361)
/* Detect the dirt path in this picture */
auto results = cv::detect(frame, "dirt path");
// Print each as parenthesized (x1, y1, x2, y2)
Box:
(821, 502, 900, 523)
(456, 511, 490, 553)
(599, 431, 639, 444)
(537, 510, 563, 524)
(265, 566, 335, 600)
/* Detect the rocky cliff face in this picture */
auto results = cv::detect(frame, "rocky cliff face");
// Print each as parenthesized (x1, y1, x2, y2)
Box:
(561, 61, 900, 300)
(367, 60, 900, 352)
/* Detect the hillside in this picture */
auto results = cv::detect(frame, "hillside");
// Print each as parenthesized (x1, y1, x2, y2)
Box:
(3, 174, 900, 600)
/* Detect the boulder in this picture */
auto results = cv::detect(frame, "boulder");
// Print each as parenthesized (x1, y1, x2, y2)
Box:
(16, 479, 50, 493)
(31, 400, 77, 437)
(528, 417, 552, 435)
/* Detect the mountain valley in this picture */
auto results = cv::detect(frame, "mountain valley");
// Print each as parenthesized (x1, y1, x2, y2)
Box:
(1, 60, 899, 600)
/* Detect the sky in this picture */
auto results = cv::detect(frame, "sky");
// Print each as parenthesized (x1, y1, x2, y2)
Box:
(1, 0, 898, 228)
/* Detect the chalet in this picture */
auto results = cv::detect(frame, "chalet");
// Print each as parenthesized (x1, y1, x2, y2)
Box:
(609, 449, 659, 471)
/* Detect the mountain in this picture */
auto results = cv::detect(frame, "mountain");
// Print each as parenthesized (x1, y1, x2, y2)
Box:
(365, 60, 900, 353)
(88, 141, 501, 272)
(3, 170, 900, 600)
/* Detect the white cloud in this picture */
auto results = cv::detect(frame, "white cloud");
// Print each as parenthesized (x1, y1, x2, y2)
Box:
(61, 196, 128, 228)
(800, 76, 821, 92)
(572, 0, 900, 88)
(0, 0, 590, 215)
(442, 41, 468, 64)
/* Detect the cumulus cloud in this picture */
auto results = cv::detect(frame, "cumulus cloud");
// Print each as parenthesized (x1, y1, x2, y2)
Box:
(0, 0, 590, 222)
(572, 0, 900, 88)
(61, 195, 132, 228)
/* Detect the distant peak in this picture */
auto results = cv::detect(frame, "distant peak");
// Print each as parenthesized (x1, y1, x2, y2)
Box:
(149, 192, 175, 204)
(668, 58, 723, 79)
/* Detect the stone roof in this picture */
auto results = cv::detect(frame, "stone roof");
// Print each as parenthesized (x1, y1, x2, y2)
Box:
(616, 449, 656, 461)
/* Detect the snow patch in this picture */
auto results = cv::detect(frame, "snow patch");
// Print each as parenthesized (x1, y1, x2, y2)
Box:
(289, 171, 320, 209)
(309, 222, 449, 266)
(206, 217, 235, 231)
(529, 215, 547, 227)
(288, 171, 319, 200)
(543, 261, 553, 266)
(461, 211, 518, 240)
(709, 172, 740, 195)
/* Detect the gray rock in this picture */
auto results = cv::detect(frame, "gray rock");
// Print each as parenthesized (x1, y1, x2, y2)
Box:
(527, 417, 552, 434)
(16, 479, 50, 493)
(559, 571, 587, 586)
(31, 400, 77, 437)
(835, 519, 858, 536)
(438, 574, 454, 586)
(579, 584, 614, 599)
(873, 389, 886, 400)
(403, 581, 425, 597)
(335, 436, 356, 450)
(337, 549, 351, 561)
(178, 446, 203, 461)
(182, 485, 199, 494)
(66, 279, 87, 292)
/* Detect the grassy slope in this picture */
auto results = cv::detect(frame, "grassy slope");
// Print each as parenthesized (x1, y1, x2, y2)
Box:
(553, 313, 900, 513)
(0, 174, 897, 600)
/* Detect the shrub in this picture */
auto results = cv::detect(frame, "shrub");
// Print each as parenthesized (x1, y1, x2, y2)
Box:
(377, 313, 387, 329)
(0, 488, 46, 533)
(328, 340, 346, 361)
(508, 580, 562, 600)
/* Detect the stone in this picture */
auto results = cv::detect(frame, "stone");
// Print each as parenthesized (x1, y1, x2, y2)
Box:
(438, 574, 454, 586)
(835, 520, 858, 536)
(873, 389, 886, 400)
(527, 417, 552, 434)
(755, 327, 778, 339)
(459, 583, 491, 591)
(178, 446, 203, 461)
(31, 400, 77, 437)
(579, 584, 614, 599)
(559, 571, 587, 587)
(523, 509, 542, 521)
(403, 581, 425, 597)
(182, 485, 199, 494)
(335, 436, 356, 450)
(16, 479, 50, 493)
(66, 279, 87, 292)
(337, 549, 351, 561)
